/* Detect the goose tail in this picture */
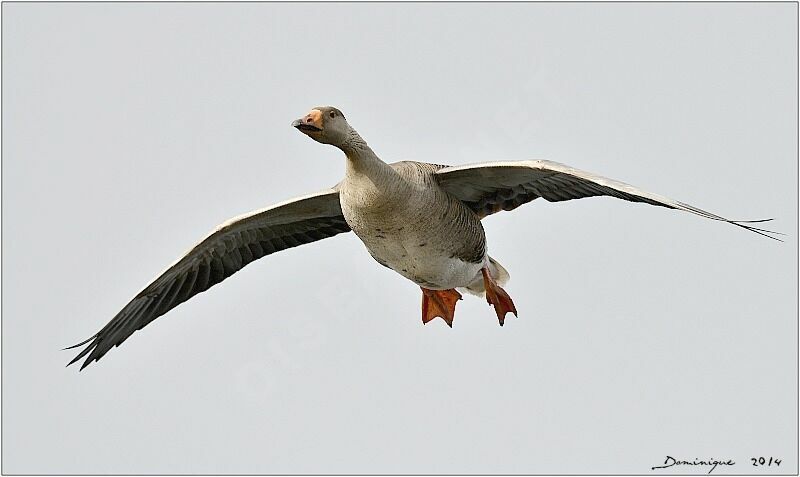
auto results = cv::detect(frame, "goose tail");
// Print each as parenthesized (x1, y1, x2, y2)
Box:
(459, 256, 510, 296)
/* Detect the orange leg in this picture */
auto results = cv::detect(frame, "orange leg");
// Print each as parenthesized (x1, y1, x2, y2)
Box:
(481, 267, 517, 326)
(421, 288, 463, 328)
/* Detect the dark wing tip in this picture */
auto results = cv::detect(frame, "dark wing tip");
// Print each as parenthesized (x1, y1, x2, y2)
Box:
(78, 357, 96, 371)
(63, 334, 96, 351)
(65, 336, 99, 369)
(728, 219, 785, 242)
(674, 202, 784, 241)
(731, 218, 775, 224)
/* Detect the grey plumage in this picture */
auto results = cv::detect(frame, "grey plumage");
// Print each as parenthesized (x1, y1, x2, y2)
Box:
(67, 107, 779, 371)
(436, 160, 782, 240)
(67, 189, 350, 370)
(388, 161, 486, 264)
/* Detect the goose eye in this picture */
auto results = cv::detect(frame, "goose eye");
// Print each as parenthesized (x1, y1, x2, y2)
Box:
(329, 111, 336, 119)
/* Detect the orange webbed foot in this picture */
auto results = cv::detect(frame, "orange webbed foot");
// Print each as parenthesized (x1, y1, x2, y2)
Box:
(421, 288, 463, 328)
(481, 267, 517, 326)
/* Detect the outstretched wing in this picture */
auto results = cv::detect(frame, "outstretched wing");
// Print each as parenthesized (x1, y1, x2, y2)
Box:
(436, 160, 781, 240)
(67, 188, 351, 370)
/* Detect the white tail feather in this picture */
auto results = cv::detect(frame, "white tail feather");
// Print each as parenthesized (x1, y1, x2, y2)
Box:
(459, 256, 510, 296)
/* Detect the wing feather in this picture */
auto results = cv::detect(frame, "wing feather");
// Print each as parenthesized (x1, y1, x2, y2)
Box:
(436, 160, 781, 240)
(67, 188, 351, 370)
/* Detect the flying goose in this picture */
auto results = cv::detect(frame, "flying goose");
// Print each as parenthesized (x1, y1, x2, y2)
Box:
(66, 106, 780, 370)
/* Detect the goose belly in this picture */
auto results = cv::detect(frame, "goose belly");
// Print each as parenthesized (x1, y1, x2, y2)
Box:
(339, 167, 486, 290)
(351, 223, 484, 290)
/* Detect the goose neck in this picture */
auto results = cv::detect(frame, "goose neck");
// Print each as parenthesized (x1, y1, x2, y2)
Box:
(341, 130, 395, 184)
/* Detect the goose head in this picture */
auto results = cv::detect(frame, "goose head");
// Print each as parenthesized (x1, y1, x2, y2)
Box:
(292, 106, 350, 147)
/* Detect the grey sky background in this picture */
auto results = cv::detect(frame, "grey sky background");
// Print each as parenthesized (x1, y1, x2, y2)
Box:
(2, 2, 797, 474)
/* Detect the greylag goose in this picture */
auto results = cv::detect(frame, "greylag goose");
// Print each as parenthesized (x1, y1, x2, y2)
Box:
(66, 106, 780, 370)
